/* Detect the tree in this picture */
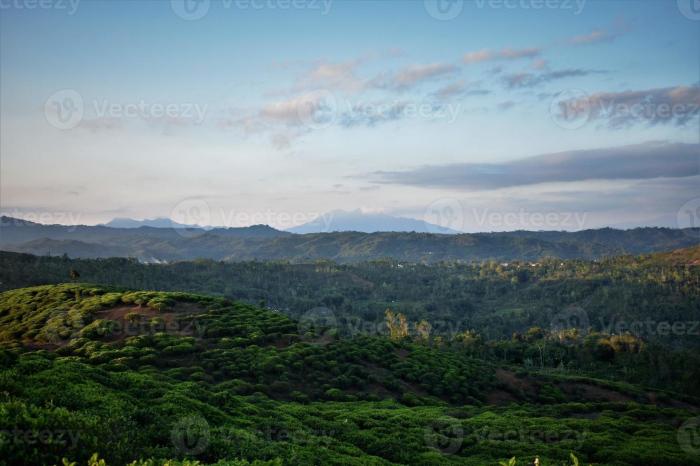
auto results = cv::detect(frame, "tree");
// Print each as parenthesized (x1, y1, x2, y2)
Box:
(385, 309, 409, 341)
(414, 320, 431, 343)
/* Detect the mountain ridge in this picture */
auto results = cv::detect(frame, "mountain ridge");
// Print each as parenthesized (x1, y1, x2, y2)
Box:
(1, 216, 698, 263)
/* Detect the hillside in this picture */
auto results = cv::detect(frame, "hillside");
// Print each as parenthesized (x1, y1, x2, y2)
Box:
(3, 247, 699, 352)
(0, 284, 699, 465)
(1, 216, 698, 263)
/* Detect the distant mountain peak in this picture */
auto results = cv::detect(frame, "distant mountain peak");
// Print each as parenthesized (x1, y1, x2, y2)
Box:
(287, 209, 461, 234)
(103, 217, 203, 229)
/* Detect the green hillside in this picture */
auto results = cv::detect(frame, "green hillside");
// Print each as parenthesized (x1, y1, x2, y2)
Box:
(2, 217, 699, 263)
(0, 284, 699, 465)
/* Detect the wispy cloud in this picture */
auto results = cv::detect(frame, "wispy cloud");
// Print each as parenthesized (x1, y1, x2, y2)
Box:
(555, 85, 700, 128)
(432, 80, 491, 101)
(370, 63, 459, 91)
(569, 28, 618, 45)
(372, 142, 699, 190)
(463, 47, 541, 64)
(296, 60, 366, 92)
(503, 68, 606, 88)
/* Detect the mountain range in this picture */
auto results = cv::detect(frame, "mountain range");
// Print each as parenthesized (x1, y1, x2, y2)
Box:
(2, 215, 699, 263)
(286, 209, 460, 234)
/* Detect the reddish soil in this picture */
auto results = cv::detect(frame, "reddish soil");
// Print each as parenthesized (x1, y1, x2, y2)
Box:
(93, 302, 206, 342)
(559, 382, 632, 403)
(495, 369, 537, 396)
(486, 389, 518, 404)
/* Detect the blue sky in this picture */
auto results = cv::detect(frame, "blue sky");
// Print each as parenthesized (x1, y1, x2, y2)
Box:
(1, 0, 699, 231)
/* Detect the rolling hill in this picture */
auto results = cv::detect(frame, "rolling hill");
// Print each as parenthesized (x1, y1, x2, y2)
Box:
(2, 216, 698, 263)
(0, 283, 699, 465)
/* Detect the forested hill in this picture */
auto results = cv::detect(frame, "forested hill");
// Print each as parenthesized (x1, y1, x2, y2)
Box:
(1, 283, 699, 465)
(2, 246, 699, 349)
(1, 216, 698, 263)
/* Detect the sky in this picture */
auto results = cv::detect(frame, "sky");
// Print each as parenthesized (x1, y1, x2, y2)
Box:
(0, 0, 699, 232)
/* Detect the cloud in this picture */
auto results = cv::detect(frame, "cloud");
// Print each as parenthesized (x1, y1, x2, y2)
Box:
(339, 101, 410, 127)
(555, 84, 700, 128)
(497, 101, 516, 111)
(463, 47, 541, 64)
(372, 142, 700, 190)
(296, 60, 366, 92)
(531, 59, 548, 70)
(371, 63, 459, 91)
(568, 28, 620, 46)
(432, 80, 491, 101)
(503, 68, 605, 88)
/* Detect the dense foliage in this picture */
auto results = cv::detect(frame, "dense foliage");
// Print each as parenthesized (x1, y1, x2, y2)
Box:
(2, 216, 699, 263)
(0, 284, 699, 465)
(2, 248, 698, 347)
